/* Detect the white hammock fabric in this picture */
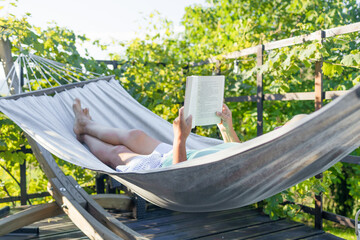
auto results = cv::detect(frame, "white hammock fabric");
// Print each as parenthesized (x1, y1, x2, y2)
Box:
(1, 78, 360, 212)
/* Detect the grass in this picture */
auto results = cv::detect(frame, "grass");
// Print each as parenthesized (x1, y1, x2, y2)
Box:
(291, 215, 356, 240)
(323, 221, 356, 240)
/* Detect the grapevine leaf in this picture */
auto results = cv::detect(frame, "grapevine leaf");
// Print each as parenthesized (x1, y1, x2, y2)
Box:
(341, 55, 355, 66)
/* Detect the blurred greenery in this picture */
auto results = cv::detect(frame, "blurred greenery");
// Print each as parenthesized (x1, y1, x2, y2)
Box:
(0, 1, 360, 236)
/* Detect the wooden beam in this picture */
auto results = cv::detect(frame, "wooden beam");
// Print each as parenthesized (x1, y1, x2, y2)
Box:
(26, 136, 87, 207)
(0, 191, 135, 206)
(265, 92, 315, 101)
(325, 90, 348, 99)
(264, 32, 319, 51)
(0, 206, 10, 218)
(0, 202, 62, 236)
(189, 56, 219, 68)
(97, 60, 119, 65)
(66, 176, 145, 240)
(50, 177, 146, 240)
(225, 90, 348, 103)
(322, 211, 356, 228)
(49, 178, 123, 240)
(0, 192, 50, 204)
(1, 75, 114, 100)
(92, 194, 133, 211)
(341, 155, 360, 165)
(325, 22, 360, 38)
(286, 201, 357, 228)
(221, 46, 258, 59)
(225, 95, 257, 102)
(192, 22, 360, 67)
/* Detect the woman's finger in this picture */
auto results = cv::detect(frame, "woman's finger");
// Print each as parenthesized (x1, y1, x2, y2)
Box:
(186, 115, 192, 126)
(179, 107, 184, 120)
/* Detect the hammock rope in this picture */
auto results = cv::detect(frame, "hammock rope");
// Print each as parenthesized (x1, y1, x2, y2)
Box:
(21, 56, 32, 91)
(30, 55, 81, 82)
(22, 54, 43, 90)
(30, 55, 72, 85)
(1, 54, 104, 95)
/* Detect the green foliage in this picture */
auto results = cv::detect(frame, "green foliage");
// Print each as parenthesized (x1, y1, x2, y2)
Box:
(0, 1, 114, 207)
(1, 0, 360, 225)
(150, 0, 360, 221)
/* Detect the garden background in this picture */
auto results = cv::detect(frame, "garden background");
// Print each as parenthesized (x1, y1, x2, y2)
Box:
(1, 0, 360, 238)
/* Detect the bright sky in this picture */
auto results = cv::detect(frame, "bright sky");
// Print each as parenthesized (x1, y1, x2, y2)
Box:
(3, 0, 207, 59)
(0, 0, 207, 94)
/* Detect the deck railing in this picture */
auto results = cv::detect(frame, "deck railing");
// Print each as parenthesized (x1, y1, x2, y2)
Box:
(189, 22, 360, 230)
(188, 22, 360, 230)
(2, 21, 360, 230)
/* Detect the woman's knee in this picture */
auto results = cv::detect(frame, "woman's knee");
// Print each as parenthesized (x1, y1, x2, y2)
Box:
(125, 129, 160, 155)
(127, 129, 148, 142)
(102, 145, 132, 168)
(93, 145, 129, 162)
(109, 145, 131, 157)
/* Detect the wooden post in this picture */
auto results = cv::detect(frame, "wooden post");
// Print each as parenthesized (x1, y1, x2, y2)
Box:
(95, 174, 105, 194)
(314, 30, 325, 230)
(314, 32, 324, 111)
(0, 39, 20, 94)
(0, 39, 28, 205)
(20, 161, 27, 205)
(257, 45, 264, 136)
(20, 60, 24, 88)
(113, 61, 118, 71)
(19, 58, 27, 205)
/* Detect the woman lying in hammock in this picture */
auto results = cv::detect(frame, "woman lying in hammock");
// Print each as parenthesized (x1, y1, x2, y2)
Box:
(73, 98, 241, 172)
(73, 99, 306, 172)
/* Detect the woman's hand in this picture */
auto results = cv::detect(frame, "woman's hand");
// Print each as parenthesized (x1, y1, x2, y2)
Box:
(173, 106, 192, 142)
(216, 103, 234, 132)
(216, 103, 241, 143)
(172, 107, 192, 164)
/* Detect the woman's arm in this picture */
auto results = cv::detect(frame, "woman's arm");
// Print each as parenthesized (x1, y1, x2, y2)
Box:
(172, 107, 192, 164)
(216, 104, 241, 143)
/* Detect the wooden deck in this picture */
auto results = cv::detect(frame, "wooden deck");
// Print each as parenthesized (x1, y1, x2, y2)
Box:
(0, 206, 344, 240)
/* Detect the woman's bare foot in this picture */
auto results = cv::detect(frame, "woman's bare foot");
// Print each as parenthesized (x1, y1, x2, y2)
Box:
(83, 108, 92, 120)
(73, 98, 91, 142)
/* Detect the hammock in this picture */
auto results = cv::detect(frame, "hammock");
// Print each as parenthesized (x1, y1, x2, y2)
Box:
(1, 77, 360, 212)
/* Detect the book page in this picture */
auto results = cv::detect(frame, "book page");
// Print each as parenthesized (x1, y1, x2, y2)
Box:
(183, 76, 197, 127)
(194, 76, 225, 126)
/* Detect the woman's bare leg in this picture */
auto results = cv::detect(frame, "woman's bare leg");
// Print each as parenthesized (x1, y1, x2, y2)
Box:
(83, 134, 139, 168)
(73, 98, 161, 155)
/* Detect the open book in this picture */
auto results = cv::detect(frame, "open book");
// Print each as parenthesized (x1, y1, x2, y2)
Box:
(184, 75, 225, 128)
